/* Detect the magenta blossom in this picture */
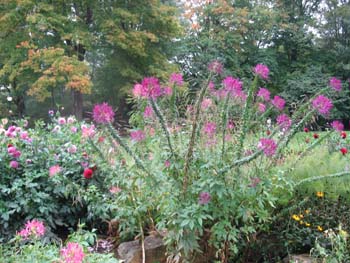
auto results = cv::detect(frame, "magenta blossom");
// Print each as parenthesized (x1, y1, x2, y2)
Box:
(169, 73, 184, 86)
(258, 103, 266, 113)
(208, 60, 224, 75)
(201, 98, 213, 110)
(222, 76, 243, 97)
(331, 120, 344, 131)
(254, 64, 269, 80)
(258, 138, 277, 156)
(257, 87, 270, 101)
(60, 242, 85, 263)
(132, 83, 143, 98)
(93, 102, 115, 124)
(143, 106, 153, 118)
(130, 130, 146, 142)
(163, 86, 173, 96)
(312, 95, 333, 116)
(272, 96, 285, 111)
(329, 77, 342, 91)
(17, 219, 45, 239)
(276, 114, 292, 130)
(164, 160, 171, 168)
(203, 122, 216, 137)
(141, 77, 162, 99)
(198, 192, 211, 205)
(10, 160, 19, 169)
(58, 117, 66, 125)
(49, 165, 61, 177)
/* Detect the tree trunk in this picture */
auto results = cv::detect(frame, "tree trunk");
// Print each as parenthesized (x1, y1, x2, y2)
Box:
(73, 90, 83, 120)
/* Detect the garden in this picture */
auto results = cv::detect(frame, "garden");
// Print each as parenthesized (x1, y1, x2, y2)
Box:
(1, 1, 350, 263)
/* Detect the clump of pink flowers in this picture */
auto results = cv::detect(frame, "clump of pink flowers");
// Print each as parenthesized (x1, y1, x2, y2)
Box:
(143, 106, 153, 118)
(312, 95, 333, 116)
(258, 138, 277, 156)
(198, 192, 211, 205)
(169, 73, 184, 86)
(49, 165, 61, 177)
(276, 114, 292, 130)
(60, 242, 85, 263)
(208, 60, 224, 75)
(17, 219, 45, 239)
(93, 102, 115, 124)
(257, 87, 270, 101)
(254, 64, 269, 80)
(331, 120, 344, 131)
(130, 130, 146, 142)
(222, 76, 243, 98)
(272, 96, 285, 111)
(329, 77, 342, 91)
(203, 122, 216, 138)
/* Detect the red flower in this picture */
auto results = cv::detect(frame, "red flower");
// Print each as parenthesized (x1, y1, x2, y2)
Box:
(340, 148, 348, 155)
(98, 136, 105, 143)
(304, 128, 309, 133)
(341, 131, 347, 139)
(83, 168, 93, 179)
(313, 133, 319, 139)
(7, 143, 13, 148)
(266, 130, 271, 136)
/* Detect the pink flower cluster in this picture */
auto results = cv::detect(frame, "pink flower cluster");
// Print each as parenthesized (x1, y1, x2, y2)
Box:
(17, 219, 45, 239)
(272, 96, 285, 111)
(208, 60, 224, 75)
(8, 145, 21, 158)
(130, 130, 146, 142)
(81, 124, 96, 138)
(143, 106, 153, 118)
(4, 125, 32, 142)
(331, 120, 344, 131)
(92, 102, 115, 124)
(312, 95, 333, 116)
(198, 192, 211, 205)
(60, 242, 85, 263)
(133, 77, 171, 99)
(258, 138, 277, 156)
(203, 122, 216, 138)
(254, 64, 269, 80)
(222, 76, 245, 99)
(169, 73, 184, 86)
(276, 114, 292, 130)
(257, 87, 270, 101)
(49, 165, 61, 177)
(329, 77, 342, 91)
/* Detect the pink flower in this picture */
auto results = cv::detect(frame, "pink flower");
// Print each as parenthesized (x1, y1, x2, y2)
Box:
(52, 125, 61, 133)
(132, 83, 143, 98)
(329, 77, 342, 91)
(164, 160, 171, 168)
(48, 110, 54, 116)
(18, 219, 45, 239)
(258, 138, 277, 156)
(67, 145, 77, 154)
(140, 77, 162, 99)
(201, 98, 213, 110)
(163, 86, 173, 96)
(272, 96, 285, 110)
(208, 81, 215, 94)
(169, 73, 184, 86)
(10, 160, 19, 169)
(227, 120, 235, 130)
(49, 165, 61, 177)
(222, 76, 243, 97)
(71, 126, 78, 133)
(257, 87, 270, 101)
(198, 192, 211, 205)
(130, 130, 146, 142)
(312, 95, 333, 116)
(60, 242, 85, 263)
(67, 117, 75, 124)
(81, 124, 96, 138)
(143, 106, 153, 118)
(109, 186, 121, 194)
(203, 122, 216, 137)
(276, 114, 292, 130)
(208, 60, 224, 75)
(58, 117, 66, 125)
(254, 64, 269, 80)
(20, 131, 29, 140)
(331, 120, 344, 131)
(258, 103, 266, 113)
(93, 102, 115, 124)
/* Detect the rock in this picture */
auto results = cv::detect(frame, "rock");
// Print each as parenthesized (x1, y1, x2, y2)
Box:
(283, 254, 313, 263)
(117, 236, 166, 263)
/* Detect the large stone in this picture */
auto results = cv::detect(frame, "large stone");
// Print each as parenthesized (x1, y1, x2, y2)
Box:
(117, 236, 166, 263)
(283, 254, 313, 263)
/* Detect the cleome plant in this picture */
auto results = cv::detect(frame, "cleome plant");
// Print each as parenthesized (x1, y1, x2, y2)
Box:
(87, 62, 349, 262)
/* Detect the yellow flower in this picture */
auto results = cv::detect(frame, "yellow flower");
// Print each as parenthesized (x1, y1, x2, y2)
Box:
(339, 230, 348, 238)
(299, 214, 304, 219)
(317, 226, 323, 232)
(305, 222, 311, 227)
(305, 209, 310, 214)
(316, 191, 324, 198)
(292, 214, 300, 221)
(299, 220, 304, 225)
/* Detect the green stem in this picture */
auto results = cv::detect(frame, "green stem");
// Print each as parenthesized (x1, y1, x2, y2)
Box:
(106, 123, 149, 175)
(183, 73, 212, 193)
(221, 96, 230, 159)
(149, 98, 175, 158)
(295, 171, 350, 187)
